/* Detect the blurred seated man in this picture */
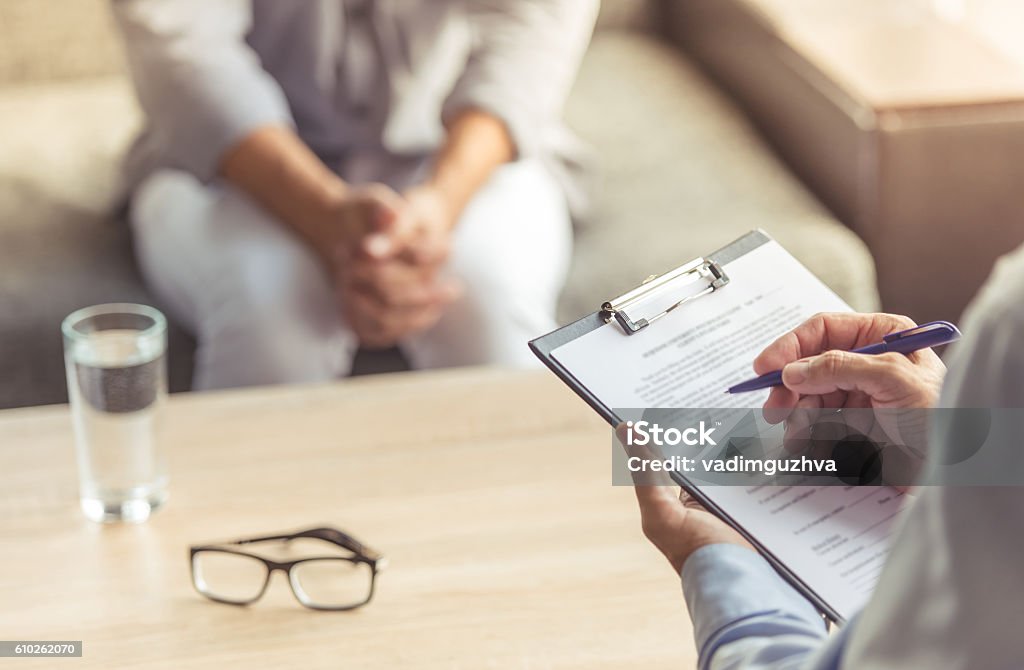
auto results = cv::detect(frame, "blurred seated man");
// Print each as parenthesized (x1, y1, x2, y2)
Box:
(112, 0, 598, 389)
(628, 245, 1024, 668)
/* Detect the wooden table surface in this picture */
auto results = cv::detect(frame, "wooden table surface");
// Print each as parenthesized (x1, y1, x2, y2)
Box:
(0, 368, 696, 669)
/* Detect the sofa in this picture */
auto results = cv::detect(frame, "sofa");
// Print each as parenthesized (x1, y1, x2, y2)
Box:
(0, 0, 879, 410)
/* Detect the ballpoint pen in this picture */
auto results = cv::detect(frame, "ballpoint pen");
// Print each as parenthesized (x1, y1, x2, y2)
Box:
(727, 320, 962, 394)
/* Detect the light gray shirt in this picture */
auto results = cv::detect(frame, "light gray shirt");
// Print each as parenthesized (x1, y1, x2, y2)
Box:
(112, 0, 598, 197)
(680, 244, 1024, 669)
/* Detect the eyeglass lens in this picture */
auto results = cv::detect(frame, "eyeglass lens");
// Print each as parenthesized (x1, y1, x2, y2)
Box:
(192, 550, 373, 609)
(192, 551, 269, 604)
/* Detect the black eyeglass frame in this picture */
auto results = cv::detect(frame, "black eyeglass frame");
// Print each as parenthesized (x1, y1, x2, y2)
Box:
(189, 526, 386, 611)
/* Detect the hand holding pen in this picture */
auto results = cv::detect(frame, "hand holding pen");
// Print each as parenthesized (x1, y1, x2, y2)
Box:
(733, 313, 953, 415)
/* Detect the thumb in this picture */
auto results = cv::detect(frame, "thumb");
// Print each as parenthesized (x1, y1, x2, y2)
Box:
(362, 191, 414, 260)
(408, 226, 451, 266)
(363, 207, 414, 260)
(615, 423, 675, 491)
(782, 351, 916, 402)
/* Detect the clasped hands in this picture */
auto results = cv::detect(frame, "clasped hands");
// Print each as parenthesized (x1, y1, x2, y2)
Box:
(627, 312, 948, 575)
(319, 183, 463, 349)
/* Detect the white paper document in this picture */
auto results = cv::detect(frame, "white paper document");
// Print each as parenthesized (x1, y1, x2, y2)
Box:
(551, 240, 904, 620)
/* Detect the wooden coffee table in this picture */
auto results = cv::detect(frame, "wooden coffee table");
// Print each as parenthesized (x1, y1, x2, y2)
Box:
(0, 368, 696, 668)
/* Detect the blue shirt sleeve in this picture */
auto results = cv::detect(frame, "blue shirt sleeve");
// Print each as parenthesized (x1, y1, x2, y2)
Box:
(681, 544, 851, 670)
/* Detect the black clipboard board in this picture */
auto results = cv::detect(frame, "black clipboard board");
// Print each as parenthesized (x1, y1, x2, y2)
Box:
(529, 229, 843, 624)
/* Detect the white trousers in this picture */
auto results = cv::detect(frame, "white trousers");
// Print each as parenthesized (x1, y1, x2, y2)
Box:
(129, 161, 572, 390)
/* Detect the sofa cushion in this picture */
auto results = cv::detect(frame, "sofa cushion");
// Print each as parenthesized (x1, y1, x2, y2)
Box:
(560, 31, 879, 322)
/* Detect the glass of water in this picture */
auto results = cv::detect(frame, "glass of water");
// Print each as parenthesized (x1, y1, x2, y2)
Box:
(62, 304, 168, 523)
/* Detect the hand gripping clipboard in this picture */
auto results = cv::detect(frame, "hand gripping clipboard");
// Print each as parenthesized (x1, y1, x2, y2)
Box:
(529, 229, 854, 624)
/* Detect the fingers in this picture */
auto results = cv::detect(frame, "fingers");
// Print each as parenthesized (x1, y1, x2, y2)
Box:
(762, 386, 799, 423)
(615, 422, 629, 448)
(615, 423, 680, 521)
(355, 185, 414, 260)
(756, 313, 948, 421)
(339, 257, 463, 348)
(780, 396, 821, 452)
(402, 227, 451, 266)
(615, 425, 754, 572)
(632, 479, 682, 521)
(333, 183, 418, 260)
(332, 183, 455, 273)
(780, 350, 928, 406)
(355, 184, 454, 264)
(344, 288, 448, 349)
(678, 488, 706, 511)
(754, 312, 918, 375)
(615, 423, 675, 488)
(399, 187, 455, 265)
(330, 183, 462, 349)
(348, 260, 462, 309)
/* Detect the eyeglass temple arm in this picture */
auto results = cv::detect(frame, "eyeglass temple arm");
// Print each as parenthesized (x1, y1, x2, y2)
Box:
(233, 527, 382, 561)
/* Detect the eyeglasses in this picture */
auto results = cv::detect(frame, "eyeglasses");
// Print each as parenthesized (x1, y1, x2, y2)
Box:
(189, 527, 386, 611)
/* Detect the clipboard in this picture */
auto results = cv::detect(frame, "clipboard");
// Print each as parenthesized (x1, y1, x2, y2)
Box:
(529, 229, 852, 623)
(530, 229, 771, 425)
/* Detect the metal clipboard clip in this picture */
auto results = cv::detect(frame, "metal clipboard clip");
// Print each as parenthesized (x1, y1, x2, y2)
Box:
(601, 257, 730, 335)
